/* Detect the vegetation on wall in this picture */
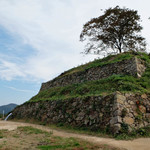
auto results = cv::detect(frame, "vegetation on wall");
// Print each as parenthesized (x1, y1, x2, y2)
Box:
(29, 52, 150, 103)
(59, 51, 134, 78)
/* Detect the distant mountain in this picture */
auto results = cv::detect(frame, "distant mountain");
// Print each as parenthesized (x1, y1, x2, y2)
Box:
(0, 103, 18, 114)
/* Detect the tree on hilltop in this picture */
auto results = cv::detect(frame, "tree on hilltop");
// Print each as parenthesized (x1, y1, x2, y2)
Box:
(80, 6, 146, 56)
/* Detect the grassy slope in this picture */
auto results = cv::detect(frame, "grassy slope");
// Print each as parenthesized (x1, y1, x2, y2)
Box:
(29, 52, 150, 103)
(57, 51, 134, 78)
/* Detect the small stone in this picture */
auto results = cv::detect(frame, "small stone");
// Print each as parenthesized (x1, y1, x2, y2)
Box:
(128, 108, 132, 113)
(124, 101, 128, 105)
(143, 121, 148, 127)
(129, 101, 135, 105)
(114, 93, 126, 104)
(132, 105, 137, 111)
(139, 105, 146, 113)
(129, 113, 134, 118)
(99, 113, 103, 117)
(145, 113, 150, 119)
(89, 115, 95, 120)
(110, 116, 122, 125)
(138, 122, 144, 128)
(137, 73, 141, 78)
(101, 108, 104, 112)
(113, 103, 121, 111)
(126, 104, 131, 108)
(76, 116, 84, 121)
(130, 123, 135, 128)
(146, 106, 150, 113)
(72, 102, 77, 107)
(125, 93, 132, 97)
(113, 110, 122, 116)
(78, 112, 85, 117)
(68, 118, 72, 123)
(113, 123, 121, 134)
(128, 126, 133, 132)
(141, 94, 147, 99)
(84, 119, 89, 125)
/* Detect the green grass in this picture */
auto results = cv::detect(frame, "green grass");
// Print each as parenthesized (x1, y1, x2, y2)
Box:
(115, 126, 150, 140)
(0, 132, 3, 138)
(29, 74, 150, 102)
(37, 136, 114, 150)
(0, 130, 7, 139)
(17, 126, 52, 136)
(0, 126, 109, 150)
(0, 114, 2, 118)
(51, 123, 150, 140)
(12, 119, 114, 139)
(15, 126, 115, 150)
(27, 51, 150, 103)
(58, 51, 135, 78)
(13, 119, 150, 141)
(53, 123, 112, 138)
(37, 137, 81, 150)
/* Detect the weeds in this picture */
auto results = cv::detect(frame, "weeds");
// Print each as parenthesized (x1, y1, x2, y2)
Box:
(0, 130, 7, 139)
(0, 125, 119, 150)
(29, 74, 150, 102)
(17, 126, 52, 136)
(59, 52, 134, 78)
(115, 126, 150, 140)
(28, 52, 150, 103)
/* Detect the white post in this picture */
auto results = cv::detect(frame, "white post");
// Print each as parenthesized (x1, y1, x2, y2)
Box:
(3, 110, 4, 119)
(5, 113, 12, 121)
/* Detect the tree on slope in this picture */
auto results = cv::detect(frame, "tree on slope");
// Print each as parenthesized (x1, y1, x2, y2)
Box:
(80, 6, 146, 56)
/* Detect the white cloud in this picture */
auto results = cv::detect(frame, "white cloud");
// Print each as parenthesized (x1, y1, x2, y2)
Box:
(5, 86, 34, 93)
(0, 0, 100, 82)
(0, 57, 25, 80)
(0, 0, 150, 82)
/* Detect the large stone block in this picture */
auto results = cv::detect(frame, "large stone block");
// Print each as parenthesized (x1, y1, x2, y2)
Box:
(114, 93, 126, 104)
(123, 117, 134, 125)
(110, 116, 122, 125)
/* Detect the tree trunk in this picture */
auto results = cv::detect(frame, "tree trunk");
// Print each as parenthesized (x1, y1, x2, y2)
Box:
(118, 48, 122, 53)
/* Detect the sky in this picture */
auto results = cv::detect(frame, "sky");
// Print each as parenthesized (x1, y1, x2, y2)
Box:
(0, 0, 150, 106)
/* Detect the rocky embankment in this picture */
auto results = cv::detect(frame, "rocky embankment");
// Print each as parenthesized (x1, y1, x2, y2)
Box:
(11, 52, 150, 134)
(12, 92, 150, 134)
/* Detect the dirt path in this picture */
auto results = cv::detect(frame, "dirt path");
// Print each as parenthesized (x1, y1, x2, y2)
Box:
(0, 121, 150, 150)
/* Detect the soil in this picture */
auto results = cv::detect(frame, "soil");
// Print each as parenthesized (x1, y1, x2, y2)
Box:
(0, 121, 150, 150)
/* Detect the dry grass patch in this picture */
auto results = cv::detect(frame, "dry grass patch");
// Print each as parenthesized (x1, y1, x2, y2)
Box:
(0, 126, 122, 150)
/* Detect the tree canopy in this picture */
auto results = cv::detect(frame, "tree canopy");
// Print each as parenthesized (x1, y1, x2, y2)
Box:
(80, 6, 146, 56)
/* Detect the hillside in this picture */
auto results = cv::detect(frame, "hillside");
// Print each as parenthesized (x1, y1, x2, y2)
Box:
(12, 51, 150, 135)
(0, 103, 17, 114)
(30, 51, 150, 102)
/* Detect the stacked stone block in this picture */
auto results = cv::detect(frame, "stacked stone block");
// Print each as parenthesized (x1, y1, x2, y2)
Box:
(40, 57, 146, 91)
(12, 93, 150, 134)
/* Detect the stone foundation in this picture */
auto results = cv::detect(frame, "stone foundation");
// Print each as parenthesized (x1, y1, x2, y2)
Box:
(11, 92, 150, 134)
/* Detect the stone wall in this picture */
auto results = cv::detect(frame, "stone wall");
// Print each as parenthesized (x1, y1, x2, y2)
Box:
(11, 92, 150, 134)
(40, 57, 146, 92)
(110, 92, 150, 133)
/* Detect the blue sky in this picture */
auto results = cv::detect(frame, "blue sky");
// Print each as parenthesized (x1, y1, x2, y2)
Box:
(0, 0, 150, 105)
